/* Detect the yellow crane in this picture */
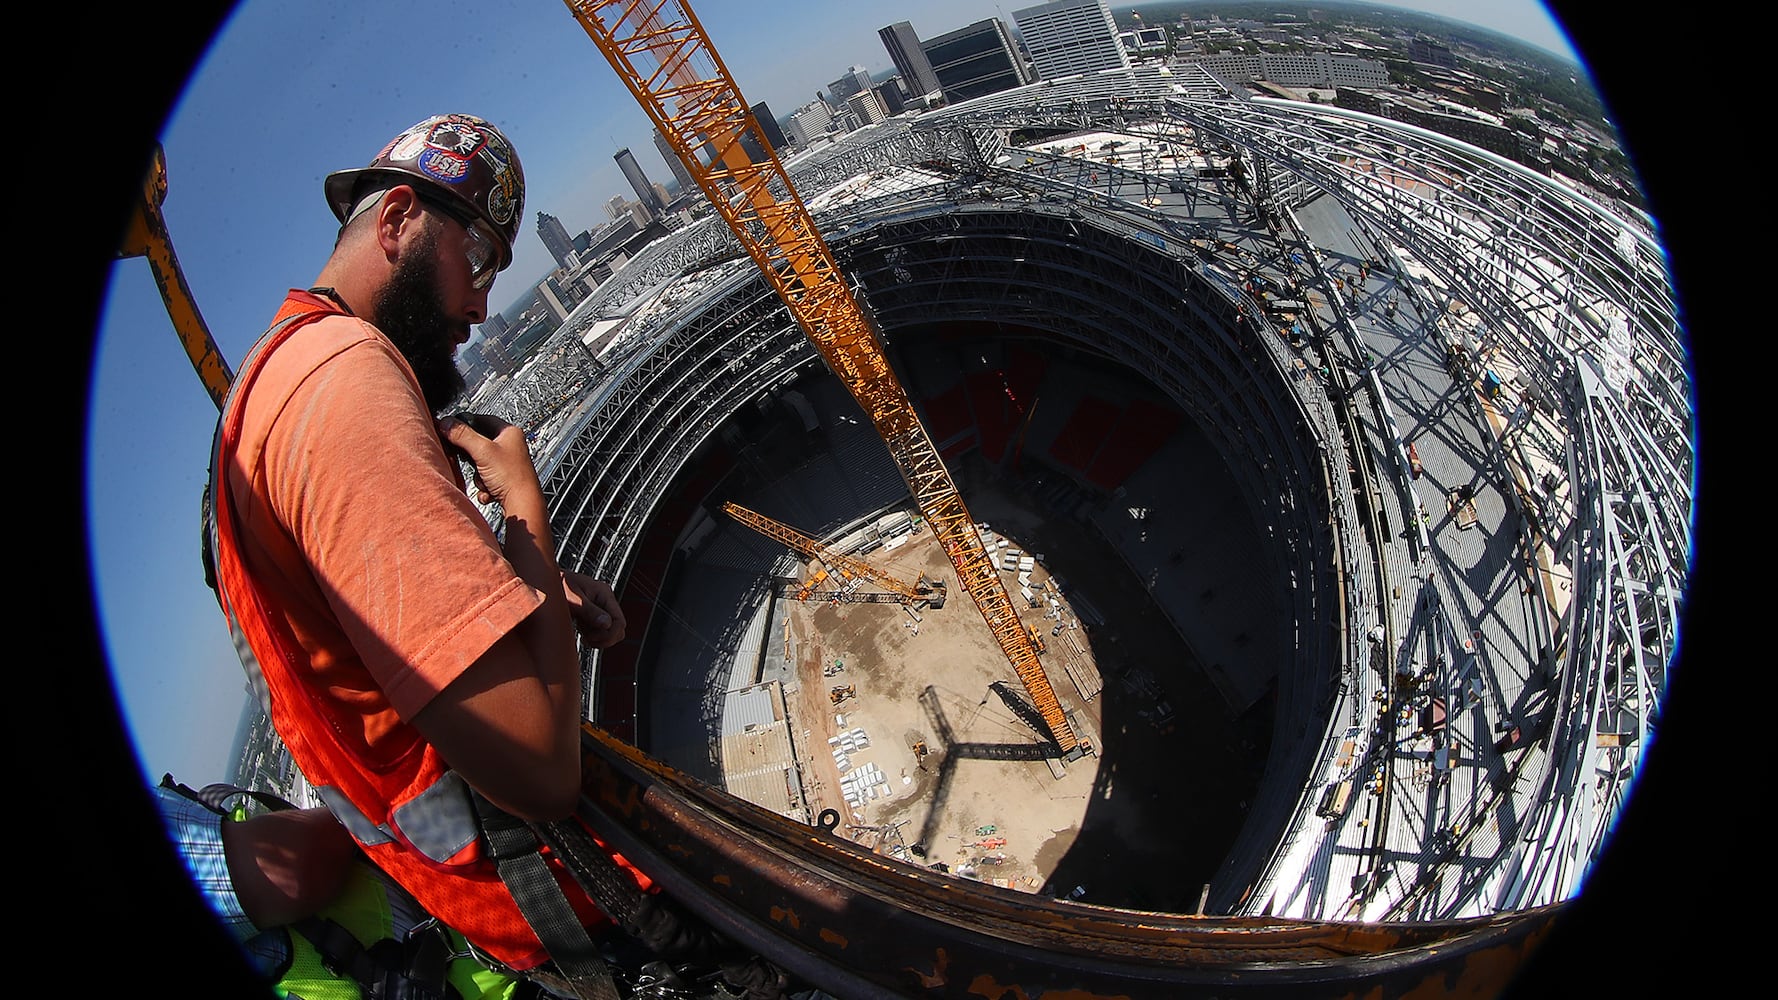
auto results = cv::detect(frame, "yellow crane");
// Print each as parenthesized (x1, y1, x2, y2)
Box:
(722, 501, 944, 606)
(566, 0, 1080, 753)
(117, 142, 234, 410)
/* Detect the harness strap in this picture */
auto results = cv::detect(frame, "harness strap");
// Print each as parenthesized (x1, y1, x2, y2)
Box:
(201, 305, 330, 603)
(469, 793, 621, 1000)
(160, 773, 298, 817)
(294, 915, 464, 1000)
(531, 819, 643, 928)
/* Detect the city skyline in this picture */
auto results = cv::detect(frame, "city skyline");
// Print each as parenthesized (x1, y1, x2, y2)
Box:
(90, 0, 1585, 792)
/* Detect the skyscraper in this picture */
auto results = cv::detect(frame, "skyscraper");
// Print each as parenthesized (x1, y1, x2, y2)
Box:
(614, 147, 666, 218)
(879, 21, 941, 100)
(873, 80, 907, 116)
(750, 102, 787, 156)
(536, 211, 576, 269)
(922, 19, 1029, 104)
(826, 65, 875, 106)
(652, 128, 696, 193)
(1012, 0, 1130, 80)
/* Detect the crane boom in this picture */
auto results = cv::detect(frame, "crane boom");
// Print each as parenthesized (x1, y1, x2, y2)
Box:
(565, 0, 1078, 751)
(118, 143, 235, 410)
(723, 501, 933, 602)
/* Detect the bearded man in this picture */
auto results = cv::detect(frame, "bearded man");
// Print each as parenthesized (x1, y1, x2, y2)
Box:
(207, 113, 637, 982)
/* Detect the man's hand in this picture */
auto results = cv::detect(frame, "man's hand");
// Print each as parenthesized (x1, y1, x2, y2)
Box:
(436, 413, 540, 508)
(563, 570, 626, 648)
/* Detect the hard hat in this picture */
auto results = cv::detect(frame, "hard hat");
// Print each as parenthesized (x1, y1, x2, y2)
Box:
(325, 114, 525, 272)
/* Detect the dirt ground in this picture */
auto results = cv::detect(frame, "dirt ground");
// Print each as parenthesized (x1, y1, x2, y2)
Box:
(780, 525, 1106, 894)
(757, 448, 1271, 912)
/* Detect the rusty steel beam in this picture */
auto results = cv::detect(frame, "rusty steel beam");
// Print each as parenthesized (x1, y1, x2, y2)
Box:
(577, 724, 1561, 998)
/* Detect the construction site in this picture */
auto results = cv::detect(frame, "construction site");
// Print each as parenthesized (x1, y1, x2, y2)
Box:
(118, 3, 1691, 993)
(488, 42, 1687, 983)
(694, 437, 1271, 909)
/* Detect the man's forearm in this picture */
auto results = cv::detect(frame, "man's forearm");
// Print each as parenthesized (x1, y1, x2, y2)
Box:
(500, 486, 584, 745)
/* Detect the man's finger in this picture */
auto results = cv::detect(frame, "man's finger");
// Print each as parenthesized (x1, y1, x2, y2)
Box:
(436, 416, 485, 450)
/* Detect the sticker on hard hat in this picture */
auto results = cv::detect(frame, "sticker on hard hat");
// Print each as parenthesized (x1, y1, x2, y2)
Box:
(487, 184, 513, 225)
(426, 118, 486, 157)
(418, 148, 470, 183)
(391, 130, 430, 163)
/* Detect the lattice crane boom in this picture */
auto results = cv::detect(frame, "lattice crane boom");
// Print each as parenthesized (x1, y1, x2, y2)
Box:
(567, 0, 1078, 751)
(723, 501, 933, 602)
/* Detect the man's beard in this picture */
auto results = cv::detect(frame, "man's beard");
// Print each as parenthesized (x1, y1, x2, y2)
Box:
(372, 226, 469, 415)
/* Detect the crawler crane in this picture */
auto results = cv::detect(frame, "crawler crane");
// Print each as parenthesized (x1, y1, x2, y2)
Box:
(565, 0, 1079, 753)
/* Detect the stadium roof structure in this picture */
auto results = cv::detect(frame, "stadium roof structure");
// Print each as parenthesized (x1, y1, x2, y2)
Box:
(480, 64, 1688, 991)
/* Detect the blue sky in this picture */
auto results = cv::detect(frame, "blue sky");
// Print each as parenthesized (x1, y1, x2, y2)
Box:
(89, 1, 1580, 788)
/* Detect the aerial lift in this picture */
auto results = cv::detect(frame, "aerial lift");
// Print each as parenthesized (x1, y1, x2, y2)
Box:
(723, 501, 945, 608)
(567, 0, 1078, 753)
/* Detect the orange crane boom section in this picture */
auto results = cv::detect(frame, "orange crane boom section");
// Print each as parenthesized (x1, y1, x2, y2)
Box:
(565, 0, 1077, 751)
(723, 501, 931, 602)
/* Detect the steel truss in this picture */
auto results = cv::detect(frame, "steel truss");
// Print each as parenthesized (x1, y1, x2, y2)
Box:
(1140, 96, 1688, 907)
(510, 68, 1684, 919)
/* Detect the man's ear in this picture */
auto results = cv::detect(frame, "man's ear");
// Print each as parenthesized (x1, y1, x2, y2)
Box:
(373, 185, 424, 261)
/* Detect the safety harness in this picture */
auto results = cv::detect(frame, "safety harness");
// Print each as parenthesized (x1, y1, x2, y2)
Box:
(159, 775, 529, 1000)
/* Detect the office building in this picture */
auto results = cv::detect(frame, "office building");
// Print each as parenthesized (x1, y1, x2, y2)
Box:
(874, 80, 907, 116)
(741, 101, 787, 162)
(826, 65, 874, 106)
(923, 18, 1029, 103)
(653, 128, 696, 192)
(1185, 51, 1389, 91)
(1013, 0, 1130, 79)
(536, 211, 576, 270)
(1410, 37, 1457, 69)
(615, 147, 666, 218)
(879, 21, 941, 99)
(751, 102, 787, 155)
(788, 100, 835, 145)
(847, 89, 888, 127)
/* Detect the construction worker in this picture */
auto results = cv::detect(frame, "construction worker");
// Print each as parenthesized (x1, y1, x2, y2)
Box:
(203, 114, 785, 999)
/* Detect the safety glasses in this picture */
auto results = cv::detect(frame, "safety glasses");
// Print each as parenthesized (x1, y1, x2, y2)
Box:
(418, 191, 500, 290)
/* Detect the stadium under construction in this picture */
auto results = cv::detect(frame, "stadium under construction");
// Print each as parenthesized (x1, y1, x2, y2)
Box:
(463, 63, 1687, 997)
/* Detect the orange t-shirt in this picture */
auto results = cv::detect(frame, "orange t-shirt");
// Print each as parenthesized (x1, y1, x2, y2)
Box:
(228, 293, 545, 752)
(222, 291, 601, 968)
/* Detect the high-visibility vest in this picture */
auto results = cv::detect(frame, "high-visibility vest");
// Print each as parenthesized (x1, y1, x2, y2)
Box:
(205, 292, 633, 971)
(274, 861, 524, 1000)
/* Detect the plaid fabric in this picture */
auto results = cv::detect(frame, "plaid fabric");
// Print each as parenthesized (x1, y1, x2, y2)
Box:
(153, 783, 258, 944)
(152, 783, 292, 976)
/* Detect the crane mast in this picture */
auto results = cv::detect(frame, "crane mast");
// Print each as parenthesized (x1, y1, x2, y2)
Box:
(564, 0, 1079, 752)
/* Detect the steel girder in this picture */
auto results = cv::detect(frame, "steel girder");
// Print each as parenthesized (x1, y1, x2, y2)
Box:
(567, 721, 1561, 999)
(1142, 98, 1687, 906)
(913, 81, 1687, 907)
(523, 72, 1685, 926)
